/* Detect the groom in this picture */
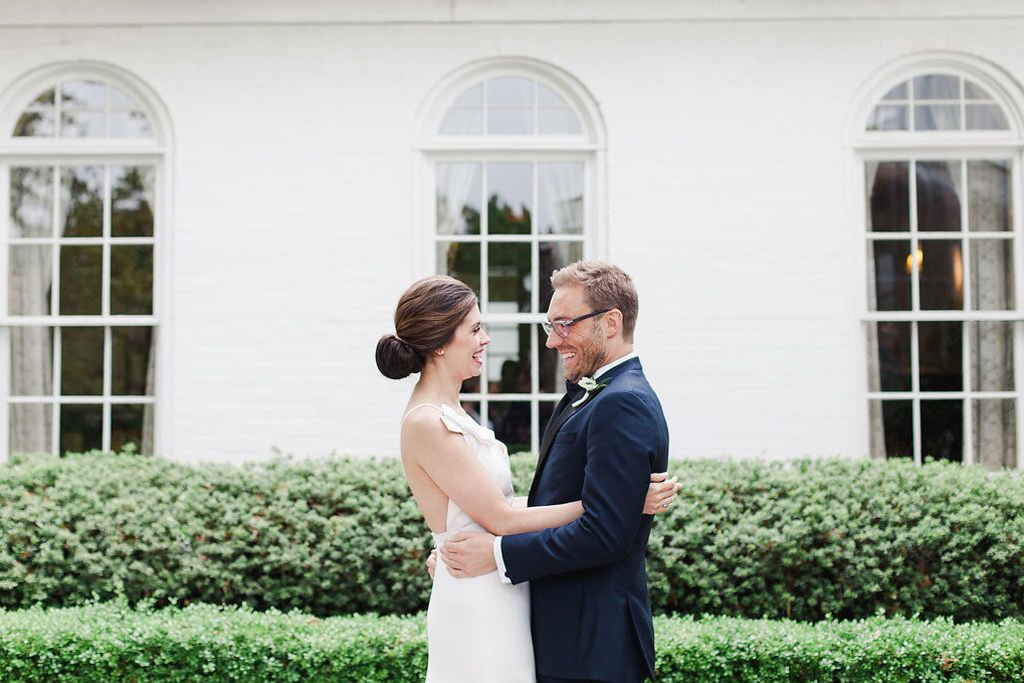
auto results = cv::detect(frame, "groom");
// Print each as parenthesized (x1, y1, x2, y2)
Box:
(442, 260, 670, 683)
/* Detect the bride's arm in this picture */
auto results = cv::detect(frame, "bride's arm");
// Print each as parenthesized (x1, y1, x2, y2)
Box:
(404, 415, 581, 536)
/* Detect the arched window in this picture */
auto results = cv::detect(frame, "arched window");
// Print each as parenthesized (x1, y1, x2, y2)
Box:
(1, 64, 168, 457)
(417, 59, 605, 455)
(853, 56, 1023, 468)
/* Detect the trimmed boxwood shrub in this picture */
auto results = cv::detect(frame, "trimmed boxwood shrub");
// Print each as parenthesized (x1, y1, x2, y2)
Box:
(3, 452, 1024, 621)
(0, 603, 1022, 682)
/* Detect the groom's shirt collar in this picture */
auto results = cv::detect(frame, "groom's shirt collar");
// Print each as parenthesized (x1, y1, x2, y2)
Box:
(592, 350, 638, 380)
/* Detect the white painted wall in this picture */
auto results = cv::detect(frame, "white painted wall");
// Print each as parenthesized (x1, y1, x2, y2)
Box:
(2, 1, 1023, 461)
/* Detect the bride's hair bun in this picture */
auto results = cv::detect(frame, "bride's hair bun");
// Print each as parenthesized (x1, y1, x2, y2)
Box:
(376, 333, 425, 380)
(375, 276, 478, 380)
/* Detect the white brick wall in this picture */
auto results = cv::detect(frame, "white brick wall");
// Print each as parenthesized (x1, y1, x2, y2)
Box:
(2, 1, 1022, 462)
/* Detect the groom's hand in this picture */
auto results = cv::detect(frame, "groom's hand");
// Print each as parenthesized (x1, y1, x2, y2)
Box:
(441, 531, 496, 578)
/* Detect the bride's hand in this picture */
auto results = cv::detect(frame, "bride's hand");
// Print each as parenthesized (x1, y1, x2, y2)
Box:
(644, 472, 680, 515)
(426, 548, 438, 580)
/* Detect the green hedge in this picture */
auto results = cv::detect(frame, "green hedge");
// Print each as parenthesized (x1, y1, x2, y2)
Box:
(1, 603, 1022, 682)
(3, 452, 1024, 621)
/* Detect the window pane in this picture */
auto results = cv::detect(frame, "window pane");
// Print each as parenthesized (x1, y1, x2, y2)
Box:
(437, 241, 480, 294)
(964, 81, 992, 100)
(921, 399, 963, 463)
(9, 245, 53, 316)
(454, 84, 483, 105)
(486, 324, 531, 394)
(488, 163, 532, 235)
(970, 321, 1014, 392)
(539, 324, 567, 394)
(10, 166, 53, 238)
(459, 401, 482, 425)
(867, 105, 908, 131)
(61, 326, 103, 396)
(109, 111, 153, 138)
(966, 104, 1010, 131)
(537, 83, 567, 105)
(13, 110, 55, 137)
(111, 245, 154, 315)
(488, 77, 533, 105)
(540, 241, 584, 312)
(61, 80, 105, 109)
(488, 107, 533, 135)
(489, 400, 531, 454)
(882, 82, 908, 100)
(866, 161, 909, 232)
(112, 326, 154, 396)
(61, 166, 104, 237)
(108, 86, 139, 109)
(973, 399, 1016, 470)
(59, 403, 102, 454)
(918, 321, 962, 392)
(968, 160, 1011, 232)
(913, 74, 959, 100)
(111, 166, 155, 237)
(436, 163, 481, 236)
(59, 246, 102, 315)
(919, 240, 964, 310)
(868, 240, 912, 311)
(916, 160, 961, 232)
(112, 403, 151, 453)
(439, 107, 482, 135)
(60, 110, 105, 138)
(868, 399, 912, 458)
(10, 404, 52, 454)
(488, 242, 531, 313)
(11, 327, 53, 396)
(538, 108, 582, 135)
(970, 239, 1014, 310)
(867, 322, 911, 392)
(461, 373, 480, 394)
(915, 105, 960, 131)
(538, 163, 584, 235)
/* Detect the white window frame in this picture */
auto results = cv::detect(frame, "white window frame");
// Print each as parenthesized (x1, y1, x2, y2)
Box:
(0, 62, 174, 461)
(414, 58, 607, 455)
(849, 54, 1024, 467)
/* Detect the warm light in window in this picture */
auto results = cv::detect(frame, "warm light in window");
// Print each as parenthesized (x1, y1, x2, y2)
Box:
(953, 245, 963, 293)
(905, 248, 923, 274)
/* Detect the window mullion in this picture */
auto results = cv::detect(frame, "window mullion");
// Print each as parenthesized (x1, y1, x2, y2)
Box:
(102, 325, 111, 451)
(908, 159, 922, 464)
(52, 326, 61, 455)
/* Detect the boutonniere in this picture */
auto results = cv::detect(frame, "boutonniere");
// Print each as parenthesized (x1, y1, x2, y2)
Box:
(572, 376, 609, 409)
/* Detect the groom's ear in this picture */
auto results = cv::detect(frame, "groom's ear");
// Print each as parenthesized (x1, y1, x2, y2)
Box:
(603, 308, 624, 339)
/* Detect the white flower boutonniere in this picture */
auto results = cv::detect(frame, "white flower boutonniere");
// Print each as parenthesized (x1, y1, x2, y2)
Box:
(572, 376, 609, 409)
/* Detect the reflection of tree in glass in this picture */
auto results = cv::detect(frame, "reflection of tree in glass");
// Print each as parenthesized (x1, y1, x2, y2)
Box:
(112, 167, 154, 237)
(63, 168, 103, 237)
(488, 193, 531, 235)
(441, 242, 481, 294)
(111, 247, 154, 315)
(60, 246, 102, 315)
(488, 196, 532, 312)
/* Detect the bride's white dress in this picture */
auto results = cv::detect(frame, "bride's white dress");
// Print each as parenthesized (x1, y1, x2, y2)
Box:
(405, 403, 535, 683)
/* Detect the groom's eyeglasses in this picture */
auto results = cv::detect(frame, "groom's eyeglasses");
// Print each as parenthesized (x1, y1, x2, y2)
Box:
(541, 309, 611, 338)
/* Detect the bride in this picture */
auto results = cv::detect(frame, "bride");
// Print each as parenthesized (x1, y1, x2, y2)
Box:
(376, 276, 677, 683)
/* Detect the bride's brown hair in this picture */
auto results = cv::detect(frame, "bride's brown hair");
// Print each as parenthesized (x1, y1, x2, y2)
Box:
(376, 276, 478, 380)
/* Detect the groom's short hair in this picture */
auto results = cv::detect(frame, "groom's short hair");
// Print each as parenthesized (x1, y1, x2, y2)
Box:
(551, 260, 639, 342)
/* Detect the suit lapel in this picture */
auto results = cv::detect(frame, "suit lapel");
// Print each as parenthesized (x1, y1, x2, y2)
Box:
(528, 357, 643, 502)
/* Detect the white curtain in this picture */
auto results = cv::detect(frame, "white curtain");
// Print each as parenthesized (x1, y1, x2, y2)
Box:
(969, 160, 1014, 468)
(436, 163, 479, 235)
(864, 161, 886, 458)
(538, 163, 583, 234)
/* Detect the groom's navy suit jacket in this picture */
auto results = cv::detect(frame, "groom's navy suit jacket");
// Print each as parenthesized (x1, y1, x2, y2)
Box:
(501, 357, 669, 683)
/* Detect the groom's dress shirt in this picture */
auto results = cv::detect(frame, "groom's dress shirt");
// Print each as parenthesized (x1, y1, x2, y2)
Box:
(492, 350, 640, 583)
